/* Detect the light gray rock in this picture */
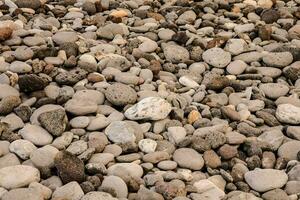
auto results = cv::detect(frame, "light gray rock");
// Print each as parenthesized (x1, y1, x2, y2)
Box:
(107, 163, 143, 178)
(81, 191, 117, 200)
(163, 44, 190, 63)
(52, 132, 73, 150)
(52, 31, 78, 45)
(259, 83, 289, 99)
(101, 175, 128, 198)
(262, 52, 293, 68)
(105, 121, 136, 144)
(276, 104, 300, 124)
(224, 39, 248, 55)
(226, 60, 247, 75)
(52, 181, 84, 200)
(30, 145, 59, 169)
(0, 165, 40, 189)
(19, 124, 53, 146)
(125, 97, 172, 120)
(138, 139, 157, 153)
(98, 54, 131, 71)
(0, 84, 19, 99)
(244, 169, 288, 192)
(1, 188, 42, 200)
(97, 23, 129, 40)
(14, 46, 34, 61)
(278, 140, 300, 161)
(173, 148, 204, 170)
(87, 115, 110, 131)
(9, 139, 37, 160)
(202, 47, 231, 68)
(0, 153, 20, 169)
(193, 179, 225, 199)
(167, 126, 187, 144)
(30, 104, 64, 125)
(257, 129, 284, 151)
(65, 99, 97, 115)
(70, 116, 90, 128)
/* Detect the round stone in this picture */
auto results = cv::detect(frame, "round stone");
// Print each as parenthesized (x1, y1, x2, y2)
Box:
(173, 148, 204, 170)
(202, 48, 231, 68)
(105, 83, 137, 106)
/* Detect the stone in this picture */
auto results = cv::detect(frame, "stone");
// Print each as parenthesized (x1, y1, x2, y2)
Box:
(224, 39, 248, 56)
(167, 126, 187, 144)
(203, 150, 221, 169)
(66, 140, 87, 155)
(262, 52, 293, 68)
(54, 151, 85, 184)
(173, 148, 204, 170)
(98, 54, 131, 72)
(138, 139, 157, 153)
(125, 97, 172, 120)
(286, 126, 300, 140)
(52, 181, 84, 200)
(163, 44, 190, 63)
(38, 109, 67, 136)
(65, 99, 97, 115)
(288, 25, 300, 40)
(29, 182, 52, 200)
(107, 163, 143, 178)
(87, 115, 110, 131)
(0, 165, 40, 189)
(105, 83, 137, 106)
(9, 139, 37, 160)
(30, 104, 64, 125)
(143, 151, 169, 164)
(0, 27, 12, 41)
(97, 23, 129, 40)
(70, 116, 90, 128)
(244, 169, 288, 192)
(101, 175, 128, 198)
(202, 48, 231, 68)
(14, 46, 34, 61)
(18, 74, 48, 93)
(81, 191, 117, 200)
(19, 124, 53, 146)
(9, 61, 32, 73)
(277, 140, 300, 161)
(1, 188, 42, 200)
(257, 129, 284, 151)
(105, 121, 136, 144)
(0, 95, 21, 115)
(0, 84, 19, 99)
(15, 0, 41, 9)
(193, 179, 225, 199)
(226, 60, 247, 75)
(52, 31, 78, 45)
(30, 145, 59, 169)
(276, 104, 300, 124)
(179, 76, 199, 88)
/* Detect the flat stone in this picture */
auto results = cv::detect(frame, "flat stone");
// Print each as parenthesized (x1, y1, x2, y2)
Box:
(105, 121, 136, 144)
(105, 83, 137, 106)
(98, 54, 131, 72)
(276, 104, 300, 124)
(0, 84, 19, 99)
(81, 191, 117, 200)
(30, 104, 64, 125)
(65, 99, 97, 115)
(202, 47, 231, 68)
(101, 175, 128, 198)
(52, 31, 78, 45)
(167, 126, 187, 144)
(163, 44, 190, 63)
(0, 165, 40, 189)
(263, 52, 293, 68)
(125, 97, 172, 120)
(9, 139, 37, 160)
(257, 129, 284, 151)
(259, 83, 289, 99)
(96, 23, 129, 40)
(19, 124, 53, 146)
(30, 145, 59, 169)
(1, 188, 42, 200)
(244, 169, 288, 192)
(138, 139, 157, 153)
(52, 181, 84, 200)
(38, 109, 67, 136)
(173, 148, 204, 170)
(9, 61, 32, 73)
(277, 140, 300, 161)
(107, 163, 143, 178)
(193, 179, 225, 199)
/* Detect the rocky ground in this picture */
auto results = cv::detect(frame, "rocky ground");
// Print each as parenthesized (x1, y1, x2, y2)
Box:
(0, 0, 300, 199)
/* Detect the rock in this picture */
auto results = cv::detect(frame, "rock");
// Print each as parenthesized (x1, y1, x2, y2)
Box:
(0, 27, 12, 41)
(107, 163, 143, 178)
(29, 182, 52, 200)
(15, 0, 40, 9)
(262, 52, 293, 68)
(226, 60, 247, 75)
(224, 39, 248, 56)
(203, 150, 221, 169)
(143, 151, 169, 164)
(277, 140, 300, 161)
(70, 116, 90, 128)
(163, 44, 190, 63)
(65, 98, 97, 115)
(167, 126, 187, 144)
(14, 46, 34, 61)
(179, 76, 199, 88)
(105, 121, 136, 144)
(101, 175, 128, 198)
(286, 126, 300, 140)
(261, 9, 280, 24)
(288, 25, 300, 40)
(0, 95, 21, 115)
(202, 48, 231, 68)
(138, 139, 157, 153)
(52, 31, 78, 45)
(125, 97, 172, 120)
(0, 84, 19, 99)
(9, 139, 37, 160)
(173, 148, 204, 170)
(9, 61, 32, 73)
(66, 140, 87, 155)
(30, 104, 64, 125)
(193, 179, 225, 199)
(276, 104, 300, 124)
(97, 23, 129, 40)
(30, 145, 59, 169)
(244, 169, 288, 192)
(18, 74, 48, 93)
(98, 54, 131, 71)
(105, 83, 137, 106)
(176, 10, 196, 25)
(1, 188, 42, 200)
(0, 165, 40, 189)
(55, 68, 88, 85)
(262, 189, 289, 200)
(38, 109, 67, 136)
(81, 191, 117, 200)
(52, 181, 84, 200)
(19, 124, 53, 146)
(137, 186, 164, 200)
(54, 151, 85, 184)
(87, 115, 110, 131)
(257, 129, 284, 151)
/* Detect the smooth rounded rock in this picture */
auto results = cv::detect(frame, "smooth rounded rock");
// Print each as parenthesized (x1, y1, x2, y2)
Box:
(173, 148, 204, 170)
(202, 48, 231, 68)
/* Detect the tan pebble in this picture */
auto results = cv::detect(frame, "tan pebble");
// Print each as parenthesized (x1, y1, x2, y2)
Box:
(110, 10, 128, 18)
(188, 110, 201, 124)
(0, 27, 13, 41)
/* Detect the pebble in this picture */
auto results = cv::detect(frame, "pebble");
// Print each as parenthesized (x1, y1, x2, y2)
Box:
(105, 121, 136, 144)
(30, 145, 59, 169)
(202, 47, 231, 68)
(1, 188, 42, 200)
(9, 139, 37, 160)
(38, 109, 67, 136)
(163, 44, 190, 63)
(173, 148, 204, 170)
(101, 175, 128, 198)
(138, 139, 157, 153)
(244, 169, 288, 192)
(0, 165, 40, 189)
(105, 83, 137, 106)
(276, 104, 300, 124)
(262, 52, 293, 68)
(81, 191, 117, 200)
(167, 126, 187, 144)
(52, 31, 78, 45)
(125, 97, 172, 120)
(277, 140, 300, 161)
(52, 181, 84, 200)
(19, 124, 53, 146)
(9, 61, 32, 73)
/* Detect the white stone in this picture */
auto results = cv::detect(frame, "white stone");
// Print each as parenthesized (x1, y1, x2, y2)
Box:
(9, 139, 37, 160)
(107, 163, 143, 178)
(125, 97, 172, 120)
(81, 191, 117, 200)
(30, 145, 59, 168)
(167, 126, 187, 144)
(276, 104, 300, 124)
(138, 139, 157, 153)
(202, 47, 231, 68)
(193, 179, 225, 199)
(179, 76, 199, 88)
(0, 165, 40, 189)
(101, 176, 128, 198)
(52, 181, 84, 200)
(0, 84, 19, 99)
(19, 124, 53, 146)
(244, 169, 288, 192)
(51, 132, 74, 150)
(105, 121, 136, 144)
(9, 61, 32, 73)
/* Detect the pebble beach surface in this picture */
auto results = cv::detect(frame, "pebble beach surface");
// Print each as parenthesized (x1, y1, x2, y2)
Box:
(0, 0, 300, 200)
